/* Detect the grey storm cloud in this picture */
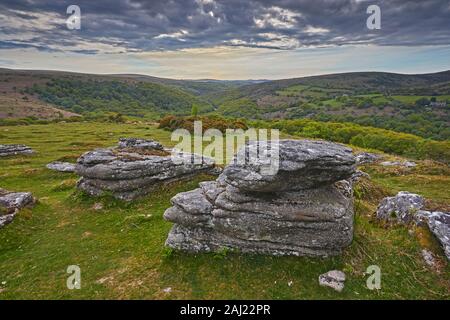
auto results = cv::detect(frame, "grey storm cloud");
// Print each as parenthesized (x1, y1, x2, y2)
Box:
(0, 0, 449, 53)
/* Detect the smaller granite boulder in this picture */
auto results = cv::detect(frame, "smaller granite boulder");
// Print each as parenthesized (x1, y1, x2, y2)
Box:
(75, 138, 216, 200)
(0, 188, 35, 229)
(376, 191, 424, 223)
(46, 161, 76, 173)
(416, 211, 450, 261)
(319, 270, 346, 292)
(0, 144, 34, 157)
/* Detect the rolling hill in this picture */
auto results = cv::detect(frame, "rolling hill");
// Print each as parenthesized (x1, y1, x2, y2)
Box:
(0, 68, 449, 140)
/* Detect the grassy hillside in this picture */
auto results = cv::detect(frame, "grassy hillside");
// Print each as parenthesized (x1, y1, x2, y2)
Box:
(211, 72, 450, 140)
(0, 122, 448, 299)
(0, 70, 80, 119)
(27, 78, 213, 117)
(1, 68, 449, 140)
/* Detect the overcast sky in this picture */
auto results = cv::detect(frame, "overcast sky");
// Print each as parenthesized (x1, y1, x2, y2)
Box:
(0, 0, 449, 79)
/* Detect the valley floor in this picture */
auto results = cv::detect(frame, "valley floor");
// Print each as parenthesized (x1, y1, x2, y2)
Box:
(0, 122, 449, 299)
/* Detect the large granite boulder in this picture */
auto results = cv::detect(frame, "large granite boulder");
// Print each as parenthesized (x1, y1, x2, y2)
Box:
(0, 188, 35, 229)
(376, 191, 425, 223)
(75, 138, 216, 201)
(0, 144, 34, 157)
(164, 139, 356, 257)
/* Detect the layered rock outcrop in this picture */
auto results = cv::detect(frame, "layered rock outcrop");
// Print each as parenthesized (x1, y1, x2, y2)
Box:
(376, 191, 425, 223)
(376, 191, 450, 261)
(164, 139, 356, 257)
(0, 188, 35, 229)
(0, 144, 34, 157)
(75, 138, 216, 201)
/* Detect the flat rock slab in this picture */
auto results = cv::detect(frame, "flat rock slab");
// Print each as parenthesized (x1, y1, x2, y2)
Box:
(380, 161, 416, 168)
(118, 137, 164, 150)
(223, 139, 356, 192)
(0, 144, 34, 157)
(0, 188, 35, 229)
(319, 270, 346, 292)
(46, 161, 76, 173)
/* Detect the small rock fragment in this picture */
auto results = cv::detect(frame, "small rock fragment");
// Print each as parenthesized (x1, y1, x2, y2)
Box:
(319, 270, 346, 292)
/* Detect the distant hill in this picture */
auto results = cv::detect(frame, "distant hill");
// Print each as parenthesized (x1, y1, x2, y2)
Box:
(0, 68, 448, 140)
(0, 69, 80, 119)
(221, 71, 450, 98)
(209, 71, 450, 140)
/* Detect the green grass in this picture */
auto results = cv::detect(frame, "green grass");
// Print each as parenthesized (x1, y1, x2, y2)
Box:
(0, 122, 449, 299)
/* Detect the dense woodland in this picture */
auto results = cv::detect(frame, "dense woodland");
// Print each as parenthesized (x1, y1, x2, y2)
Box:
(26, 78, 213, 118)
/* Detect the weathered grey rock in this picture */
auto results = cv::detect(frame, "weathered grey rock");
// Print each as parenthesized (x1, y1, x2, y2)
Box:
(75, 139, 216, 201)
(355, 152, 381, 165)
(164, 139, 355, 257)
(416, 211, 450, 261)
(165, 181, 354, 256)
(421, 249, 437, 268)
(223, 139, 356, 193)
(0, 214, 15, 228)
(46, 161, 76, 173)
(403, 161, 417, 168)
(319, 270, 346, 292)
(380, 160, 416, 168)
(0, 144, 34, 157)
(348, 170, 370, 185)
(0, 188, 35, 229)
(117, 137, 164, 150)
(376, 191, 424, 223)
